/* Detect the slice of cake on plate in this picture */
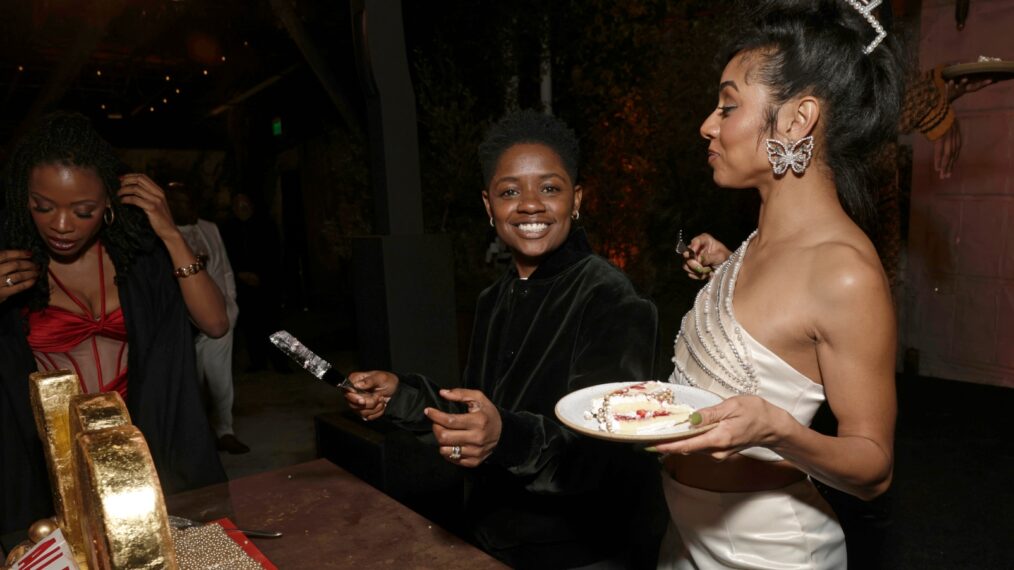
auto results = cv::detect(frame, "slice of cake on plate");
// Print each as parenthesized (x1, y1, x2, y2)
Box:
(584, 381, 694, 435)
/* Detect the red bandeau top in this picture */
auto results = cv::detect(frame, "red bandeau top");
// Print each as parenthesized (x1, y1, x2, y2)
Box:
(25, 241, 129, 397)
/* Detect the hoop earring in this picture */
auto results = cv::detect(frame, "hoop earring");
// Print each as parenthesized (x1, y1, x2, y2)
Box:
(489, 217, 494, 227)
(103, 206, 115, 226)
(765, 135, 814, 175)
(571, 211, 580, 221)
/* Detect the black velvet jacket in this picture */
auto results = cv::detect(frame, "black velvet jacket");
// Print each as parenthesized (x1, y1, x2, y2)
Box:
(0, 224, 226, 534)
(386, 229, 663, 568)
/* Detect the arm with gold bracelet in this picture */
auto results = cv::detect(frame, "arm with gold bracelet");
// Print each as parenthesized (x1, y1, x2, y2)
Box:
(118, 173, 229, 338)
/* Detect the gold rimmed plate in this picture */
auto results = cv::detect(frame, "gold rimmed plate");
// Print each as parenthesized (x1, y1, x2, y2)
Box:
(555, 381, 722, 443)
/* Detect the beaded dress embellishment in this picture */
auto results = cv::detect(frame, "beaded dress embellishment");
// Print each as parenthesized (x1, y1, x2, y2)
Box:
(671, 230, 759, 395)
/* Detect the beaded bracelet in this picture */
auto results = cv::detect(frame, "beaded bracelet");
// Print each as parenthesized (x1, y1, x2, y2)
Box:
(174, 257, 206, 279)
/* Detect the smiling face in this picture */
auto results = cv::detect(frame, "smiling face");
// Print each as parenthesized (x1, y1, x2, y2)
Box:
(699, 52, 777, 189)
(482, 143, 582, 278)
(28, 164, 109, 261)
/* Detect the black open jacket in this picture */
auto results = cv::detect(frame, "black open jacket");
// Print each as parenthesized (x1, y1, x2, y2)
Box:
(386, 229, 663, 568)
(0, 221, 225, 534)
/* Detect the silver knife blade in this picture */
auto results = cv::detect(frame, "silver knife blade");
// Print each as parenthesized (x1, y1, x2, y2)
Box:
(268, 330, 361, 392)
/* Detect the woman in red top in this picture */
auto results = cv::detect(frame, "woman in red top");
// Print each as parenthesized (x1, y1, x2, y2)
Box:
(0, 111, 229, 533)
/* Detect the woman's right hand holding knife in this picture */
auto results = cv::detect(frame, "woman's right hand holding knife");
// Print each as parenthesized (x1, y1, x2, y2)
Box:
(345, 370, 399, 421)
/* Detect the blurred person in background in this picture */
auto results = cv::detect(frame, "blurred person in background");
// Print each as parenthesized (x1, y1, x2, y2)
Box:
(168, 182, 249, 454)
(220, 192, 290, 373)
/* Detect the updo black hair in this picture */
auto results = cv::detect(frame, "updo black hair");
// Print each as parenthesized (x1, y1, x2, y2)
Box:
(2, 111, 152, 311)
(724, 0, 907, 231)
(478, 109, 580, 187)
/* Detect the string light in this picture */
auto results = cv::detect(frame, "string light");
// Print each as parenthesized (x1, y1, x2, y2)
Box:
(17, 65, 24, 72)
(89, 43, 233, 118)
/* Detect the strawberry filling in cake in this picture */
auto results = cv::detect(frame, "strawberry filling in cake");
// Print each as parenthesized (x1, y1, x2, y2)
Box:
(584, 381, 694, 435)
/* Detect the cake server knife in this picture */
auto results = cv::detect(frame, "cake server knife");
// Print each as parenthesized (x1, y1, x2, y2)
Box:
(268, 330, 363, 393)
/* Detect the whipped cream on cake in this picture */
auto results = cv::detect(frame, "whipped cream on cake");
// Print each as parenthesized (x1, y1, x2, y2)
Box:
(584, 381, 694, 435)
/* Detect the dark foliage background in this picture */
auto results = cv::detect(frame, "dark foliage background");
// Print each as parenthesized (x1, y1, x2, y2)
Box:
(403, 1, 760, 366)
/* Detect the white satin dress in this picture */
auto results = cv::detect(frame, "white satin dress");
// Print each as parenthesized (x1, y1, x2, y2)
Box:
(659, 231, 847, 570)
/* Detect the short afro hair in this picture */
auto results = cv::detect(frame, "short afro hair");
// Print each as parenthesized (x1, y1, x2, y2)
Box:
(478, 109, 580, 187)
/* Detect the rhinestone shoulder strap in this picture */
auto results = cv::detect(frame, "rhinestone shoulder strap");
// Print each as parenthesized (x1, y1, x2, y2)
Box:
(671, 230, 759, 396)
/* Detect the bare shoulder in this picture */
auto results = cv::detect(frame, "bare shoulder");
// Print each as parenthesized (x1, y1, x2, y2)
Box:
(800, 233, 893, 343)
(814, 243, 885, 291)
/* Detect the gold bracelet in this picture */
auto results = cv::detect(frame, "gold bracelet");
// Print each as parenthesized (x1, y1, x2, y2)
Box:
(173, 257, 206, 279)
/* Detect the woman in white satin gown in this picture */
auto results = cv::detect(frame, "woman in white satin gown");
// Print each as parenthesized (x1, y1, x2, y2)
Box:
(654, 2, 904, 568)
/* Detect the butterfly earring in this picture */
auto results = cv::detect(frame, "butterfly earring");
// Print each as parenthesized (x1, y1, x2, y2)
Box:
(765, 135, 814, 175)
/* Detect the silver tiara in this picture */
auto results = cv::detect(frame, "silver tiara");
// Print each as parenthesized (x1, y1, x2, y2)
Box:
(845, 0, 887, 54)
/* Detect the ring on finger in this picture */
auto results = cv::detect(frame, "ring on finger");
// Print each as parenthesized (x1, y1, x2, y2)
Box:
(4, 275, 14, 288)
(449, 445, 462, 461)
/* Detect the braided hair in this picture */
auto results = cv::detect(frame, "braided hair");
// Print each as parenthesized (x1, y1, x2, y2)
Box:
(723, 0, 907, 232)
(2, 111, 152, 311)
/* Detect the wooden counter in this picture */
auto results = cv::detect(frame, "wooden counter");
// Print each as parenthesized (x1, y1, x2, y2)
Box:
(166, 459, 505, 569)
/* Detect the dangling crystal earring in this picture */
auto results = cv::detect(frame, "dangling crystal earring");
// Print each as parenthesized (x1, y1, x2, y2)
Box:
(765, 135, 814, 175)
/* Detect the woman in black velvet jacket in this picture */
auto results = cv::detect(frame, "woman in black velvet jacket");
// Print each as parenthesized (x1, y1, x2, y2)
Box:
(346, 110, 662, 569)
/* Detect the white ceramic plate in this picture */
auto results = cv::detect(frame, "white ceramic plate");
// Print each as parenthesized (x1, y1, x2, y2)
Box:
(555, 381, 722, 443)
